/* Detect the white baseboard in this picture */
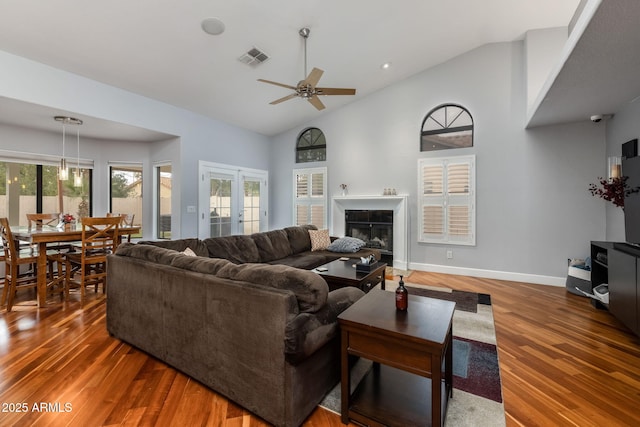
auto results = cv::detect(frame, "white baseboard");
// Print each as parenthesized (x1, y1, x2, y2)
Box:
(392, 260, 408, 270)
(408, 262, 566, 287)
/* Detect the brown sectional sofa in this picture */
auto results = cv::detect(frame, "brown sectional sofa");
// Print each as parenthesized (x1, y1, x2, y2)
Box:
(106, 225, 378, 426)
(140, 224, 379, 269)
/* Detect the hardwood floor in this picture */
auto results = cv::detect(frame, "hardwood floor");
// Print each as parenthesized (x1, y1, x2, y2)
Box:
(0, 271, 639, 426)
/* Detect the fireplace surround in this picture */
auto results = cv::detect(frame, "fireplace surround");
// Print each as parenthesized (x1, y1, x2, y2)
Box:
(331, 195, 408, 269)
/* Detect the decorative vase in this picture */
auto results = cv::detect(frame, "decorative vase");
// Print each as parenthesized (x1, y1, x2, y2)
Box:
(64, 223, 71, 231)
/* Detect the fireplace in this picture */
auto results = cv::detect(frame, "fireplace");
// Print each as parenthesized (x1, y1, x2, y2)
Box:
(345, 209, 393, 264)
(331, 195, 407, 269)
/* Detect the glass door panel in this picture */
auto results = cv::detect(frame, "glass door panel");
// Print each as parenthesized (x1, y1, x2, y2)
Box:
(241, 177, 263, 235)
(209, 176, 233, 237)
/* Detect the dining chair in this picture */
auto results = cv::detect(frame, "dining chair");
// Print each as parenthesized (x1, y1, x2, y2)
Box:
(26, 212, 68, 292)
(26, 213, 60, 228)
(0, 218, 65, 311)
(107, 212, 135, 242)
(64, 216, 121, 306)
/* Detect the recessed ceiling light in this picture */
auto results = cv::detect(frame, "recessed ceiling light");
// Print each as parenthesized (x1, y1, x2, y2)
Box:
(201, 17, 225, 36)
(380, 62, 392, 70)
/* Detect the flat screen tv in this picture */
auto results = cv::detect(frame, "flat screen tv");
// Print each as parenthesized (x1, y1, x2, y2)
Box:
(622, 155, 640, 246)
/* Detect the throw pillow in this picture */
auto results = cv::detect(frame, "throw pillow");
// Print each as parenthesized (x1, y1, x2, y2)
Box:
(182, 247, 197, 257)
(309, 229, 331, 251)
(327, 236, 366, 253)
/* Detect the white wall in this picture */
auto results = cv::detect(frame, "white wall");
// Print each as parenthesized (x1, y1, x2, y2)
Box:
(524, 27, 568, 111)
(0, 50, 271, 239)
(269, 41, 606, 285)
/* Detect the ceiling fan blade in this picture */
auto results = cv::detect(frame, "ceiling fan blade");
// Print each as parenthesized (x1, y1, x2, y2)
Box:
(315, 87, 356, 96)
(308, 95, 326, 111)
(257, 79, 297, 90)
(269, 93, 298, 105)
(303, 68, 324, 87)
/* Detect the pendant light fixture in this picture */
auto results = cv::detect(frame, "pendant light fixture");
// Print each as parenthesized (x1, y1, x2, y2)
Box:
(73, 123, 82, 187)
(54, 116, 83, 182)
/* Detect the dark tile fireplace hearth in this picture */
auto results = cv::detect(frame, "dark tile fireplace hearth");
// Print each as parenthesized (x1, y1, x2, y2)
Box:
(345, 209, 393, 265)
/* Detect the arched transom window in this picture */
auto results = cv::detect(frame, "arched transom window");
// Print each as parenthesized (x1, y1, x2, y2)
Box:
(296, 127, 326, 163)
(421, 104, 473, 152)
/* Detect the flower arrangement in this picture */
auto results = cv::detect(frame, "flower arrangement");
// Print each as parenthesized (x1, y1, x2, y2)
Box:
(340, 184, 347, 190)
(588, 176, 640, 208)
(61, 213, 75, 224)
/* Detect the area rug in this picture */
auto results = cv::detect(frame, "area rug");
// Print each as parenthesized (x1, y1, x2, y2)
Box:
(406, 285, 491, 313)
(319, 281, 505, 426)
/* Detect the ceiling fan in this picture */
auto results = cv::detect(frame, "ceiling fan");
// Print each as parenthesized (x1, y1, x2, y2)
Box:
(258, 27, 356, 111)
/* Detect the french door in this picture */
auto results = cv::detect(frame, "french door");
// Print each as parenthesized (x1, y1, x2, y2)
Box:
(198, 162, 268, 238)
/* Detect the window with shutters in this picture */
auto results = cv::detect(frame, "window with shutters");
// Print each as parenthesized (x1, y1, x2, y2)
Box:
(293, 167, 327, 228)
(418, 155, 475, 245)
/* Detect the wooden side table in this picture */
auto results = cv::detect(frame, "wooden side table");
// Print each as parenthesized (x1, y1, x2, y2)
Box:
(338, 289, 455, 426)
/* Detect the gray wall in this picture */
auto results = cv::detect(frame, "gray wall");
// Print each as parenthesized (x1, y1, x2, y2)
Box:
(604, 97, 640, 241)
(269, 41, 606, 285)
(0, 50, 271, 239)
(1, 40, 612, 284)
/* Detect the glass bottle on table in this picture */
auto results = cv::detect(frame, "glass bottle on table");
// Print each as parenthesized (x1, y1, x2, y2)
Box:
(395, 275, 408, 311)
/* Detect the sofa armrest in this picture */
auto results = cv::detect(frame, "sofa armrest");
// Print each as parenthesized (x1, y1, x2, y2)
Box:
(284, 286, 364, 364)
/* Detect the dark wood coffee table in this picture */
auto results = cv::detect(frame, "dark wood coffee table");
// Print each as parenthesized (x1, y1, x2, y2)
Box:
(338, 289, 456, 427)
(314, 259, 386, 293)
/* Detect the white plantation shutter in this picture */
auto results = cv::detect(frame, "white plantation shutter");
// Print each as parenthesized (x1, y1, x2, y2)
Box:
(423, 205, 444, 235)
(419, 156, 475, 245)
(296, 174, 309, 197)
(422, 164, 445, 239)
(293, 167, 327, 228)
(311, 173, 324, 197)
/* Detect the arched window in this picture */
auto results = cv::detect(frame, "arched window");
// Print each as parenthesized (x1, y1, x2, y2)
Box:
(421, 104, 473, 152)
(296, 127, 326, 163)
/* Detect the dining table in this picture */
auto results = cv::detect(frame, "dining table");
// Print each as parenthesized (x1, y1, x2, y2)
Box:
(12, 224, 141, 308)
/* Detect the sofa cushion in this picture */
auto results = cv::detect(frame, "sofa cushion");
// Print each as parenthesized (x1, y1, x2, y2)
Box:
(182, 247, 197, 256)
(170, 253, 231, 275)
(204, 235, 261, 264)
(285, 287, 364, 363)
(252, 229, 293, 262)
(327, 236, 366, 253)
(115, 242, 182, 265)
(216, 262, 328, 313)
(285, 225, 317, 254)
(136, 238, 209, 257)
(309, 229, 331, 251)
(266, 252, 333, 270)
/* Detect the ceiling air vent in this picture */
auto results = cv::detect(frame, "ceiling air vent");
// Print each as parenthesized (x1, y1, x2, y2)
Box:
(238, 47, 269, 66)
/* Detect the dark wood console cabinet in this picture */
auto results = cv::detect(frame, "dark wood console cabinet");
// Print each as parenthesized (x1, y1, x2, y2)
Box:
(592, 241, 640, 336)
(610, 243, 640, 335)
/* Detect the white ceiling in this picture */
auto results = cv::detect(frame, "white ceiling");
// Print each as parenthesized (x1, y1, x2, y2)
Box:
(0, 0, 582, 140)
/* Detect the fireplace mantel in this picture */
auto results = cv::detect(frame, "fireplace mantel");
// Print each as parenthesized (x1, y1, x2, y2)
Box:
(331, 195, 408, 269)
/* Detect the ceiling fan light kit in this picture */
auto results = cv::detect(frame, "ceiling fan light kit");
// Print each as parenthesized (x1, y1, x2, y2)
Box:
(258, 27, 356, 111)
